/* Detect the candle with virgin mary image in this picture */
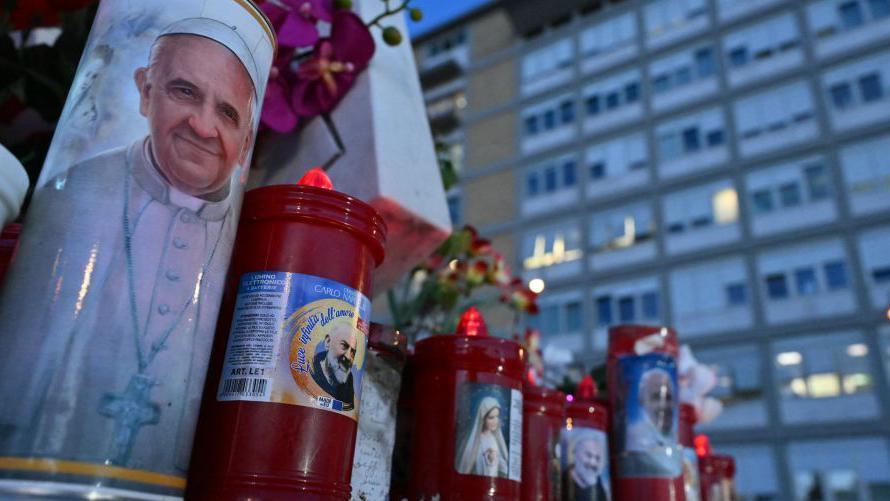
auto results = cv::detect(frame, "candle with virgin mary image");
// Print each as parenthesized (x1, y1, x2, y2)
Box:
(0, 0, 274, 497)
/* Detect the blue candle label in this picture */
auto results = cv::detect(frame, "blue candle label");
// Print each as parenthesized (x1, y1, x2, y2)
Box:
(614, 353, 682, 479)
(217, 271, 371, 421)
(561, 426, 611, 500)
(454, 381, 523, 482)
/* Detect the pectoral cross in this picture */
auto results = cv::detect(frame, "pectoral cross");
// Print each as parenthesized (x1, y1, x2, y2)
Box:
(98, 373, 161, 466)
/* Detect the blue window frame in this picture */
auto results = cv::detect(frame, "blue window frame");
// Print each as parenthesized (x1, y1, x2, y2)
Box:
(525, 115, 539, 135)
(726, 282, 747, 306)
(728, 47, 748, 68)
(544, 167, 558, 192)
(590, 162, 606, 180)
(563, 161, 577, 186)
(766, 274, 789, 299)
(667, 222, 684, 234)
(830, 83, 854, 109)
(618, 296, 635, 322)
(560, 100, 575, 124)
(605, 92, 621, 110)
(824, 260, 849, 290)
(527, 172, 540, 196)
(641, 292, 659, 319)
(794, 267, 819, 295)
(586, 95, 601, 115)
(859, 73, 883, 103)
(839, 1, 865, 29)
(596, 295, 613, 326)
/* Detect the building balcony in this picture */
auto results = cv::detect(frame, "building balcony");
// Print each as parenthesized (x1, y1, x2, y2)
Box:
(418, 46, 470, 88)
(586, 168, 651, 201)
(657, 146, 729, 180)
(812, 15, 890, 60)
(726, 49, 804, 89)
(521, 189, 580, 218)
(828, 99, 890, 132)
(737, 118, 819, 158)
(762, 289, 857, 325)
(588, 240, 658, 272)
(749, 199, 838, 237)
(651, 78, 719, 113)
(665, 222, 741, 255)
(717, 0, 784, 23)
(582, 103, 643, 136)
(674, 304, 754, 338)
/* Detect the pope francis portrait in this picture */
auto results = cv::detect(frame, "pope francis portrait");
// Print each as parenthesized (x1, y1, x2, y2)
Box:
(0, 16, 262, 477)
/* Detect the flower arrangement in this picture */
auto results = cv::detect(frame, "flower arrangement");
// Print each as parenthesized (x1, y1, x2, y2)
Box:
(257, 0, 423, 133)
(387, 224, 540, 343)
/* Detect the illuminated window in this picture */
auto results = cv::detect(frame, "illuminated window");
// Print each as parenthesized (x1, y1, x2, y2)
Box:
(712, 188, 739, 224)
(522, 225, 583, 270)
(774, 332, 875, 402)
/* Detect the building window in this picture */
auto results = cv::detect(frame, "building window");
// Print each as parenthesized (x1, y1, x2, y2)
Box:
(859, 73, 884, 102)
(625, 82, 640, 103)
(726, 282, 747, 305)
(682, 127, 701, 152)
(766, 274, 789, 299)
(653, 75, 670, 93)
(804, 164, 832, 200)
(596, 296, 612, 326)
(590, 162, 605, 180)
(789, 437, 890, 501)
(618, 296, 635, 322)
(839, 1, 865, 29)
(543, 110, 556, 130)
(641, 291, 659, 319)
(563, 161, 577, 186)
(870, 0, 890, 19)
(751, 189, 774, 214)
(605, 92, 620, 110)
(694, 47, 715, 77)
(874, 267, 890, 283)
(706, 129, 725, 147)
(830, 83, 854, 109)
(525, 116, 539, 135)
(728, 46, 748, 67)
(585, 95, 600, 115)
(527, 173, 540, 196)
(447, 195, 461, 225)
(566, 301, 583, 331)
(794, 267, 819, 295)
(544, 167, 557, 192)
(775, 332, 875, 403)
(560, 100, 575, 124)
(779, 182, 802, 208)
(824, 260, 849, 289)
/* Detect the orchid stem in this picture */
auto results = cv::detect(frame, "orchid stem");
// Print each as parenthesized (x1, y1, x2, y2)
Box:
(320, 113, 345, 171)
(367, 0, 411, 28)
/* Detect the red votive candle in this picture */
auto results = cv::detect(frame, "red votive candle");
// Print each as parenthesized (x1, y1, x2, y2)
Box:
(607, 325, 683, 501)
(521, 384, 565, 501)
(561, 384, 611, 501)
(408, 307, 524, 499)
(699, 454, 735, 501)
(679, 403, 701, 501)
(187, 184, 386, 499)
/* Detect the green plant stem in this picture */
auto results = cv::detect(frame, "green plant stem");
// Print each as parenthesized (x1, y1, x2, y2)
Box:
(366, 0, 411, 28)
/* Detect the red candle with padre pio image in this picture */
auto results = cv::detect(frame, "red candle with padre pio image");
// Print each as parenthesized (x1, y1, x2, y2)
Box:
(561, 377, 611, 501)
(521, 383, 565, 501)
(408, 307, 524, 500)
(607, 325, 684, 501)
(187, 180, 386, 499)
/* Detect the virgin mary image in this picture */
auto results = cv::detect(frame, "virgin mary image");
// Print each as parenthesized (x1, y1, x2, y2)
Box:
(456, 396, 509, 477)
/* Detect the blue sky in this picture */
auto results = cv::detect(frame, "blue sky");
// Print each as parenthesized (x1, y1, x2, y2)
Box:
(407, 0, 493, 37)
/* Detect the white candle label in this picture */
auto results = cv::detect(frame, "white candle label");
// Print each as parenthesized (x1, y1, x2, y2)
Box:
(217, 271, 371, 421)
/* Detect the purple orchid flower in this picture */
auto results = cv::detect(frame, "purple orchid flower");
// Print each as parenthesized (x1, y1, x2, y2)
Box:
(290, 10, 375, 117)
(261, 0, 333, 48)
